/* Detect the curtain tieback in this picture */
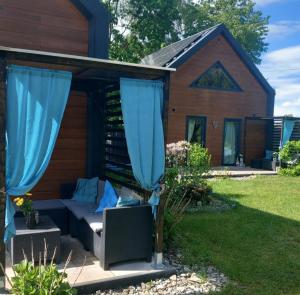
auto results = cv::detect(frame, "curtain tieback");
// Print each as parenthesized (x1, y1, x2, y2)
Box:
(0, 187, 6, 195)
(148, 184, 163, 219)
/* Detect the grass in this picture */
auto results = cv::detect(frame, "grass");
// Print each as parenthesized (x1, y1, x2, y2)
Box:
(176, 176, 300, 295)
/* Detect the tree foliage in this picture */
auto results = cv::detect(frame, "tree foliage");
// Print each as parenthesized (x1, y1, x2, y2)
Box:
(103, 0, 269, 64)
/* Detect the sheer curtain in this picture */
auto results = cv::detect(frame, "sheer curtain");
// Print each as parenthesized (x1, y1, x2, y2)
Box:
(224, 122, 236, 165)
(280, 119, 295, 148)
(187, 118, 196, 142)
(5, 65, 71, 242)
(120, 78, 165, 217)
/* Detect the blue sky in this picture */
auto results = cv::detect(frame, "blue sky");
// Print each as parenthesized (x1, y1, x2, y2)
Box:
(256, 0, 300, 116)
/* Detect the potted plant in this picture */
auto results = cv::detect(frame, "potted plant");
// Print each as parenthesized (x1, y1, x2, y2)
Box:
(13, 193, 37, 229)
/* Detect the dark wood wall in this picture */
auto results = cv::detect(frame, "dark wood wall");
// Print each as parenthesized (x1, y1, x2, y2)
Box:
(167, 35, 268, 166)
(0, 0, 88, 56)
(0, 0, 91, 199)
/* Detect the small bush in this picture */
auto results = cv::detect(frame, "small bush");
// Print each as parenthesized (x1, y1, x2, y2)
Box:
(279, 141, 300, 176)
(10, 260, 77, 295)
(187, 143, 211, 174)
(166, 141, 190, 168)
(162, 142, 212, 249)
(279, 141, 300, 164)
(279, 164, 300, 176)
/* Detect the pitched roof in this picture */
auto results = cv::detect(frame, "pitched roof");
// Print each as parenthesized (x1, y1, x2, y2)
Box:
(141, 24, 275, 102)
(141, 25, 219, 67)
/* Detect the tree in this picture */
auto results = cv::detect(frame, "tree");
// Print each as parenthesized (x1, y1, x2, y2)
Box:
(103, 0, 269, 64)
(103, 0, 182, 63)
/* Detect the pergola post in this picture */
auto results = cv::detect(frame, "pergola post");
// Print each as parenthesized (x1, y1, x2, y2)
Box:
(154, 73, 170, 267)
(0, 56, 7, 286)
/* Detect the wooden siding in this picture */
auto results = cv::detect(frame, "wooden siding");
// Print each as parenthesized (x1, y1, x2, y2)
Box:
(244, 120, 266, 165)
(0, 0, 88, 56)
(167, 35, 268, 165)
(31, 91, 87, 200)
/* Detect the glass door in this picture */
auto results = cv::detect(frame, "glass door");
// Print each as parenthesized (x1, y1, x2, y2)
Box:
(223, 119, 241, 165)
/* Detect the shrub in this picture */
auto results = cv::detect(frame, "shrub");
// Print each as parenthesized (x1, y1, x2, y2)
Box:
(162, 142, 212, 249)
(166, 141, 190, 168)
(10, 260, 77, 295)
(187, 143, 211, 175)
(279, 141, 300, 176)
(5, 244, 79, 295)
(279, 164, 300, 176)
(279, 141, 300, 165)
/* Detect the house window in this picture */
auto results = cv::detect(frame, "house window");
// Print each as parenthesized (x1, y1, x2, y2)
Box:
(191, 61, 242, 91)
(186, 116, 206, 146)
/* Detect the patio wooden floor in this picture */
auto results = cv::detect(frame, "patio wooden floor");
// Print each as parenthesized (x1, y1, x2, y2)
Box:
(5, 236, 174, 294)
(208, 166, 277, 178)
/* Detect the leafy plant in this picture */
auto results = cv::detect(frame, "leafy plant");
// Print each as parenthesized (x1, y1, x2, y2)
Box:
(279, 164, 300, 177)
(10, 261, 76, 295)
(187, 143, 211, 175)
(13, 192, 34, 217)
(166, 141, 191, 168)
(279, 141, 300, 176)
(3, 241, 83, 295)
(162, 142, 212, 249)
(279, 141, 300, 165)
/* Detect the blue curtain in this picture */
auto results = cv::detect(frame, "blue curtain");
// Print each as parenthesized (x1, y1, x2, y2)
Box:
(5, 65, 72, 242)
(280, 119, 295, 148)
(120, 78, 165, 216)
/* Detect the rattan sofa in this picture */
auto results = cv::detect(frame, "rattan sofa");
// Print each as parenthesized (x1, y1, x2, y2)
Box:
(29, 182, 153, 270)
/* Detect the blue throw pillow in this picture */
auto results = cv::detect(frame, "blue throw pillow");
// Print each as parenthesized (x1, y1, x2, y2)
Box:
(265, 150, 274, 160)
(95, 181, 118, 214)
(116, 196, 140, 207)
(72, 177, 99, 203)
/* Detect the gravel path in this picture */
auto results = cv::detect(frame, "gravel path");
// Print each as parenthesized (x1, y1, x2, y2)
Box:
(94, 252, 228, 295)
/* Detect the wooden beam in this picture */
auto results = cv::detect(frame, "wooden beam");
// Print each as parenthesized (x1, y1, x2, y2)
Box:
(154, 72, 171, 261)
(0, 56, 7, 279)
(86, 88, 106, 178)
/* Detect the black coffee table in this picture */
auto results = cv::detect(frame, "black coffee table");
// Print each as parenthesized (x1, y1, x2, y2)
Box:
(8, 215, 61, 265)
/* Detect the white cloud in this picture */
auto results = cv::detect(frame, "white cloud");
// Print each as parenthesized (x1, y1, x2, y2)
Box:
(255, 0, 283, 6)
(268, 21, 300, 41)
(260, 45, 300, 116)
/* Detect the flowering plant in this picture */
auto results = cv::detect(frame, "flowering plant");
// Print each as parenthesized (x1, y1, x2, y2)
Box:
(166, 141, 191, 167)
(13, 193, 34, 217)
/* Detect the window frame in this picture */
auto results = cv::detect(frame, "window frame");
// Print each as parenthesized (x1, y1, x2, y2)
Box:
(190, 61, 242, 92)
(185, 115, 207, 147)
(222, 118, 242, 166)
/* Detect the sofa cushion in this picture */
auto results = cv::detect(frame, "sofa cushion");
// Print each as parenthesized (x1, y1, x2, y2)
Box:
(61, 200, 97, 220)
(116, 196, 140, 207)
(95, 181, 118, 214)
(72, 177, 99, 203)
(33, 199, 66, 210)
(119, 186, 143, 201)
(96, 180, 106, 205)
(83, 213, 103, 233)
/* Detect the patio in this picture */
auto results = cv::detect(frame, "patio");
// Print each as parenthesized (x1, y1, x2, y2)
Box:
(208, 166, 277, 177)
(0, 45, 174, 292)
(5, 235, 174, 294)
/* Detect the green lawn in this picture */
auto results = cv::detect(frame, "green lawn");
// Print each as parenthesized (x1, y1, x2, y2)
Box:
(177, 176, 300, 295)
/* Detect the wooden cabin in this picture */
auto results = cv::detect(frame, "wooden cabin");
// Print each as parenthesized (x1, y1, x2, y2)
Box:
(142, 24, 276, 166)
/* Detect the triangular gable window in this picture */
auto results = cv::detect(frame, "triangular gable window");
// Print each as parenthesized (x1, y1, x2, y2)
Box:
(191, 61, 242, 91)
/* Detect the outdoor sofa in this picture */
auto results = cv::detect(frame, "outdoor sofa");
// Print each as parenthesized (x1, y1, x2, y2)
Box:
(18, 180, 153, 270)
(250, 150, 277, 171)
